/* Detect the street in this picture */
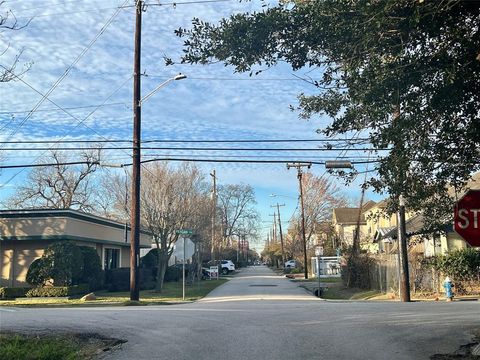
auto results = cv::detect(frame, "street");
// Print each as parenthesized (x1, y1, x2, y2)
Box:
(1, 266, 479, 360)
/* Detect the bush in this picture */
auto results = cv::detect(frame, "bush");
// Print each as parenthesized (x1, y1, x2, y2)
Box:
(427, 248, 480, 280)
(341, 254, 375, 289)
(164, 266, 182, 282)
(104, 268, 154, 292)
(141, 248, 160, 269)
(26, 284, 89, 297)
(26, 242, 103, 290)
(0, 287, 30, 299)
(78, 246, 103, 290)
(26, 258, 48, 286)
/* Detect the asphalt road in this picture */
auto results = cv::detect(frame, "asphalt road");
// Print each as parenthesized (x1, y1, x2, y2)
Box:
(1, 266, 479, 360)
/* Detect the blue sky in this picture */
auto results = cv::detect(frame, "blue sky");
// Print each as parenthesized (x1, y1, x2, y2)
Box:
(0, 0, 383, 251)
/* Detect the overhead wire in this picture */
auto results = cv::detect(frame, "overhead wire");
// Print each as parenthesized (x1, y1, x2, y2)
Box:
(0, 0, 128, 141)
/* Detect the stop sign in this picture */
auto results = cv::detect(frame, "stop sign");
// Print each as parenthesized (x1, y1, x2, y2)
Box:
(454, 189, 480, 247)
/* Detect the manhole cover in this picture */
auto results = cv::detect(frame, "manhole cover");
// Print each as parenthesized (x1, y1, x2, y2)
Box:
(249, 284, 278, 287)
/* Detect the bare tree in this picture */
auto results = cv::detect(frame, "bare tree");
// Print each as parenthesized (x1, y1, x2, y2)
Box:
(1, 2, 32, 82)
(217, 184, 259, 248)
(7, 150, 100, 211)
(286, 173, 347, 260)
(140, 162, 209, 292)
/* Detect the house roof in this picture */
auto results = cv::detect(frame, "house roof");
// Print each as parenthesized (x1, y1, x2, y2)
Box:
(0, 208, 153, 237)
(378, 213, 427, 240)
(333, 200, 377, 224)
(334, 208, 364, 224)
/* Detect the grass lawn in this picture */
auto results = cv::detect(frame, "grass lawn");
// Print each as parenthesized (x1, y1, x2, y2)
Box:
(294, 277, 343, 284)
(0, 279, 227, 307)
(0, 333, 124, 360)
(321, 286, 382, 300)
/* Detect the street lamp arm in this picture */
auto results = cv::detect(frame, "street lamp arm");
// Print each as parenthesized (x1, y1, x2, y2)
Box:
(139, 73, 187, 105)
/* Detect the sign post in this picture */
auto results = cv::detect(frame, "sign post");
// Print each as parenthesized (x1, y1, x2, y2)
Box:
(315, 247, 323, 298)
(176, 230, 193, 300)
(454, 190, 480, 247)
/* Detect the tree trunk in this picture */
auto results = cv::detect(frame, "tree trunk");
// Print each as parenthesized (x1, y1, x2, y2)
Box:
(155, 252, 168, 292)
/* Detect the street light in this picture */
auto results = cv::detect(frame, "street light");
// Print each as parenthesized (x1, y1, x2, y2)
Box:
(130, 71, 187, 301)
(140, 73, 187, 105)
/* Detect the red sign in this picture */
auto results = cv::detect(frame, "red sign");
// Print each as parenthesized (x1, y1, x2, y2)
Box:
(454, 189, 480, 247)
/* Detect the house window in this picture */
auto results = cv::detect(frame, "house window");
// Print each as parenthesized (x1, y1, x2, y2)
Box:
(104, 248, 120, 269)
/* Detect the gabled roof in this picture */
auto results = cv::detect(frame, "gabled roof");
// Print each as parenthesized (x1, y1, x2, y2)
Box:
(333, 208, 363, 224)
(333, 200, 377, 224)
(378, 213, 427, 240)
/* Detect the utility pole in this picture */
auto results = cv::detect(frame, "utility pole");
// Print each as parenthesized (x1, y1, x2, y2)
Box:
(130, 0, 143, 301)
(271, 203, 285, 265)
(210, 170, 217, 263)
(287, 162, 311, 279)
(397, 194, 411, 302)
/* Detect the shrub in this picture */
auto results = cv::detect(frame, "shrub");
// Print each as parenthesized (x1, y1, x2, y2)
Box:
(42, 242, 84, 286)
(26, 242, 103, 290)
(426, 248, 480, 282)
(26, 258, 48, 286)
(26, 284, 89, 297)
(0, 287, 30, 299)
(141, 248, 160, 269)
(164, 266, 181, 282)
(104, 268, 154, 291)
(78, 246, 103, 290)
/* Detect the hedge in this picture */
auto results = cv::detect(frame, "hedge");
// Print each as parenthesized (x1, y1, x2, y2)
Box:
(0, 287, 30, 300)
(25, 284, 89, 298)
(104, 268, 155, 292)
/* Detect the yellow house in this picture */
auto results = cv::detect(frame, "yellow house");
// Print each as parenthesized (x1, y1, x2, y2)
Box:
(0, 209, 152, 287)
(332, 200, 376, 248)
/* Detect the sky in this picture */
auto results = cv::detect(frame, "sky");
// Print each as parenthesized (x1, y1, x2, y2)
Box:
(0, 0, 384, 251)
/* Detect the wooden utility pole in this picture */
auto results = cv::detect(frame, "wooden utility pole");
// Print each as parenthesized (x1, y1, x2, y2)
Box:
(397, 194, 411, 302)
(130, 0, 143, 301)
(210, 170, 217, 263)
(287, 162, 311, 279)
(271, 203, 285, 265)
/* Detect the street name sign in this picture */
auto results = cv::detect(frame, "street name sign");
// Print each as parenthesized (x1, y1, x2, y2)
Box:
(454, 189, 480, 247)
(176, 229, 193, 235)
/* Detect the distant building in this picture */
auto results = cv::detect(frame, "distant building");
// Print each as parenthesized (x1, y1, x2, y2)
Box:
(0, 209, 152, 287)
(332, 200, 376, 248)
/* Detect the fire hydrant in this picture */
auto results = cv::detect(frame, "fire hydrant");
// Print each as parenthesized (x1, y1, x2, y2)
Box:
(443, 276, 454, 302)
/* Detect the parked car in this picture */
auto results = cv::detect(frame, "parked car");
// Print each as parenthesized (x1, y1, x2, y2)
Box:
(220, 260, 235, 275)
(284, 260, 297, 268)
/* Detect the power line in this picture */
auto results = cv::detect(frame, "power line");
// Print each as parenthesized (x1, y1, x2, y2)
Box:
(0, 138, 371, 144)
(0, 1, 128, 141)
(0, 102, 128, 115)
(0, 161, 99, 170)
(121, 157, 380, 166)
(0, 146, 386, 151)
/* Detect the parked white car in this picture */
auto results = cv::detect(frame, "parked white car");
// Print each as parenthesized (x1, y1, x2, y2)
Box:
(221, 260, 235, 275)
(284, 260, 297, 268)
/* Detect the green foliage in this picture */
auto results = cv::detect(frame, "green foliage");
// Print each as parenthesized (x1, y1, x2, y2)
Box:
(26, 258, 48, 286)
(164, 266, 182, 282)
(104, 268, 155, 292)
(42, 242, 84, 286)
(177, 0, 480, 228)
(0, 287, 29, 299)
(26, 242, 103, 290)
(0, 334, 78, 360)
(26, 284, 89, 297)
(426, 248, 480, 282)
(341, 254, 376, 289)
(78, 246, 103, 290)
(141, 248, 160, 269)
